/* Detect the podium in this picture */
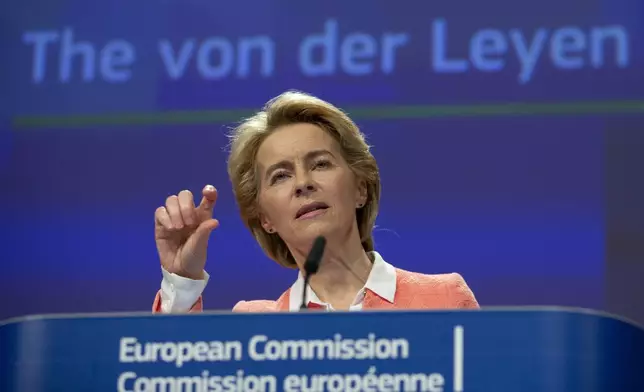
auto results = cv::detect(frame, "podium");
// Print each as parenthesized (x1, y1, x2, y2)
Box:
(1, 308, 643, 391)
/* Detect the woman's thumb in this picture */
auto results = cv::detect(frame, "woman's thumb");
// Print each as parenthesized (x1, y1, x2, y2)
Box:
(194, 219, 219, 240)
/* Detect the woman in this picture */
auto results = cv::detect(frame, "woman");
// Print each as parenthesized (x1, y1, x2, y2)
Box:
(152, 91, 479, 313)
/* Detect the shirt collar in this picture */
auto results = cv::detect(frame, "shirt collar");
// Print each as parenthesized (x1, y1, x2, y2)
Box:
(288, 251, 397, 311)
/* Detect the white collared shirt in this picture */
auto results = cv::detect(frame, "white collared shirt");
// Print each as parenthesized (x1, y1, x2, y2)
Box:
(159, 251, 397, 313)
(287, 251, 396, 311)
(159, 267, 210, 313)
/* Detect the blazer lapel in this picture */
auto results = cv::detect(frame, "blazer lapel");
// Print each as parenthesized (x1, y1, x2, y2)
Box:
(276, 289, 291, 311)
(363, 289, 396, 310)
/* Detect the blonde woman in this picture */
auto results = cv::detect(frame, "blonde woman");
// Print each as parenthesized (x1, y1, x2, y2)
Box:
(152, 91, 479, 313)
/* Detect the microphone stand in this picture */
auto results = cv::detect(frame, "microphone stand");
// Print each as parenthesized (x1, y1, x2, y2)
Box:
(300, 273, 313, 311)
(300, 236, 326, 310)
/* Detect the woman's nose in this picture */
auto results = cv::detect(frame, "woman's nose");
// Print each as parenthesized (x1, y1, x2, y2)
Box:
(294, 174, 316, 196)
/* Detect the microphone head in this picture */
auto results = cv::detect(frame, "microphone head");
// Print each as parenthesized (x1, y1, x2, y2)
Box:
(303, 236, 326, 275)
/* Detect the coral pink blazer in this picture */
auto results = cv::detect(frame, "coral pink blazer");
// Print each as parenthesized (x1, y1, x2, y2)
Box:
(153, 268, 479, 313)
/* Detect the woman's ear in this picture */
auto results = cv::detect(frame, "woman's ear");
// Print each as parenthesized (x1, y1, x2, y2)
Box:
(355, 179, 368, 207)
(259, 213, 275, 233)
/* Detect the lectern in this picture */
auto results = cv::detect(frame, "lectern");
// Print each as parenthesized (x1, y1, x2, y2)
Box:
(1, 308, 643, 391)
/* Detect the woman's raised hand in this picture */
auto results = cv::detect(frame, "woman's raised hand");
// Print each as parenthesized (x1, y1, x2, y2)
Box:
(154, 185, 219, 280)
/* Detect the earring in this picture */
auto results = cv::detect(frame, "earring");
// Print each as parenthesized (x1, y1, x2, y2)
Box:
(357, 203, 364, 208)
(267, 228, 274, 233)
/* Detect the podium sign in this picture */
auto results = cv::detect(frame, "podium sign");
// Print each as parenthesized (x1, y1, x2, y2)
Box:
(1, 308, 643, 391)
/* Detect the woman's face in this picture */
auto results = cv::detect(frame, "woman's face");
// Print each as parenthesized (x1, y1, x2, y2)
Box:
(256, 123, 366, 247)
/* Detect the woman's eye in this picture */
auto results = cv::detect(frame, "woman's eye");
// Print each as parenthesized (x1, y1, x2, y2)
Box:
(270, 172, 288, 184)
(314, 160, 331, 169)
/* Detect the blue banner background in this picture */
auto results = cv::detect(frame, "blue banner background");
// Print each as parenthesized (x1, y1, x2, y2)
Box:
(1, 0, 643, 321)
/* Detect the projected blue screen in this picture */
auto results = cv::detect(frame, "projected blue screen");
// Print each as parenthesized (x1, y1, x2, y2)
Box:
(1, 0, 642, 320)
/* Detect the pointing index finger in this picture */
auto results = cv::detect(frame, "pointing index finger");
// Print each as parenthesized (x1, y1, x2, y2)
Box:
(198, 185, 218, 216)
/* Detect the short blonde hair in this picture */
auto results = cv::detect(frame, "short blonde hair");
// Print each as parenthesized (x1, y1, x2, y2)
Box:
(227, 91, 381, 268)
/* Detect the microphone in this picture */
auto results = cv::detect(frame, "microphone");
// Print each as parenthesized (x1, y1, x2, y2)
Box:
(300, 236, 326, 310)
